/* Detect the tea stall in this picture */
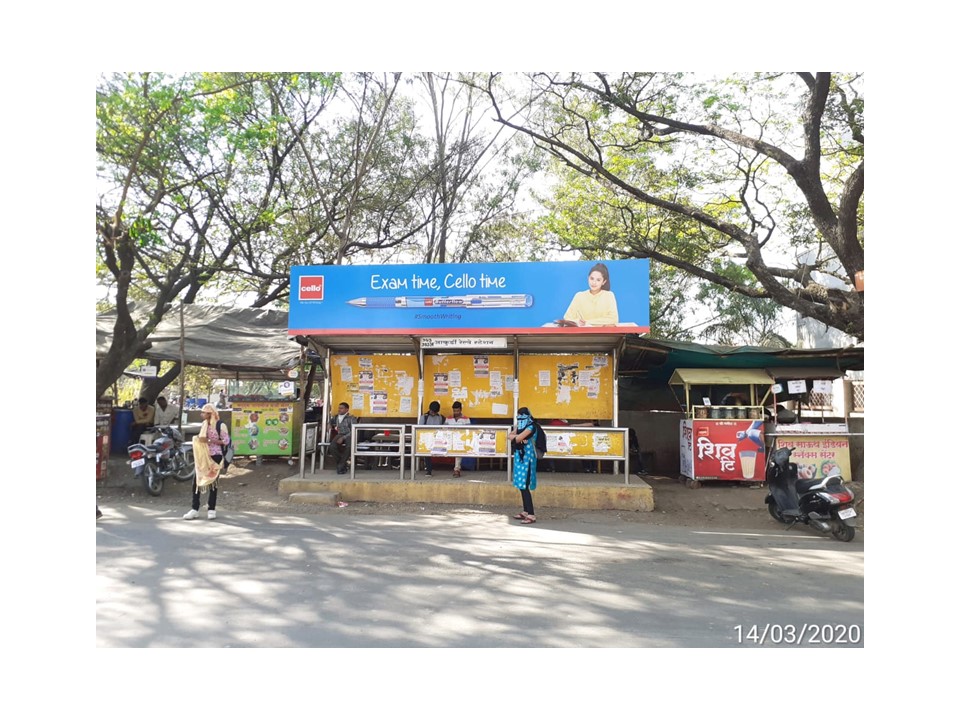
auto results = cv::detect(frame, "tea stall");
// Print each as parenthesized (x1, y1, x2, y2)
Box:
(670, 368, 772, 488)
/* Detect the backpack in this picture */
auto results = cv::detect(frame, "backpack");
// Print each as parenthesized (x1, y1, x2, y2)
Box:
(533, 421, 547, 459)
(216, 420, 235, 468)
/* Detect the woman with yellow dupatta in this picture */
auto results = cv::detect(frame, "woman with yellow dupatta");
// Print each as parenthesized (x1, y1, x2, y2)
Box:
(183, 403, 230, 520)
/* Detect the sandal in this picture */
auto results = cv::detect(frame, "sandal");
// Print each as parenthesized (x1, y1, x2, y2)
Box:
(520, 516, 536, 524)
(512, 512, 528, 520)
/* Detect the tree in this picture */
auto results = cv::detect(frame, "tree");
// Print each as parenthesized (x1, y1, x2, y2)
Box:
(483, 72, 864, 341)
(413, 73, 542, 265)
(275, 72, 435, 270)
(96, 72, 337, 399)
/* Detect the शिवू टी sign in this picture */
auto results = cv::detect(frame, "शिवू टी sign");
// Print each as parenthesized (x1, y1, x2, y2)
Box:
(288, 259, 650, 335)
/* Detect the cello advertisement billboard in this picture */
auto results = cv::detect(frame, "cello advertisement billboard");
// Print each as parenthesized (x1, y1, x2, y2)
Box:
(289, 259, 649, 335)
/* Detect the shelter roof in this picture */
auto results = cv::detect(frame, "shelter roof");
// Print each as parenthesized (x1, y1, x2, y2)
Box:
(295, 331, 633, 356)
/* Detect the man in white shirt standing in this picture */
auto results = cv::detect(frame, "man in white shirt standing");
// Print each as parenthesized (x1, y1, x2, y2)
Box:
(153, 395, 180, 426)
(444, 401, 471, 477)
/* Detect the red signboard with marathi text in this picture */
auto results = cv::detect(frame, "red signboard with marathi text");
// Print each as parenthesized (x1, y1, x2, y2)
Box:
(681, 419, 765, 481)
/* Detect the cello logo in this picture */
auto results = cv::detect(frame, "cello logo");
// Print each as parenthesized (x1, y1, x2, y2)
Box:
(299, 276, 324, 301)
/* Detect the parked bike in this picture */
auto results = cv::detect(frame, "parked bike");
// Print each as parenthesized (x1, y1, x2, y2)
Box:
(127, 425, 195, 496)
(764, 446, 857, 541)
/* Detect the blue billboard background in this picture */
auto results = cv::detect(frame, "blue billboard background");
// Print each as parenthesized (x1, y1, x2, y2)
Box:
(289, 259, 649, 335)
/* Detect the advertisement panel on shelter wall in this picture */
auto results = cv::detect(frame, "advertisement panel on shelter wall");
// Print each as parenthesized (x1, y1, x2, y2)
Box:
(288, 259, 649, 335)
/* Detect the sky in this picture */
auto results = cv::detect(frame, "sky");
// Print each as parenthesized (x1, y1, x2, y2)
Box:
(8, 2, 947, 715)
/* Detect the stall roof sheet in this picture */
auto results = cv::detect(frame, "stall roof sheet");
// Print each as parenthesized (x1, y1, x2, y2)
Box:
(96, 304, 302, 376)
(668, 368, 774, 386)
(622, 337, 862, 383)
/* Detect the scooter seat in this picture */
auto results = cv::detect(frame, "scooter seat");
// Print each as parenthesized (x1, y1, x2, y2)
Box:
(796, 478, 820, 494)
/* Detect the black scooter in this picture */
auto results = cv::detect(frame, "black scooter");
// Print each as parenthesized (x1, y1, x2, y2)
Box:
(765, 446, 858, 542)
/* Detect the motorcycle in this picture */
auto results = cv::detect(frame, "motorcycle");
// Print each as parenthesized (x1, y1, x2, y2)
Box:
(765, 446, 858, 542)
(127, 425, 196, 496)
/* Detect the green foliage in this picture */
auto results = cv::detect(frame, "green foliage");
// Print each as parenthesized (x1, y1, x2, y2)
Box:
(499, 72, 865, 342)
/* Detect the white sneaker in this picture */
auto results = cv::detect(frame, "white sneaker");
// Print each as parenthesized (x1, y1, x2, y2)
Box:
(183, 509, 200, 520)
(207, 509, 217, 520)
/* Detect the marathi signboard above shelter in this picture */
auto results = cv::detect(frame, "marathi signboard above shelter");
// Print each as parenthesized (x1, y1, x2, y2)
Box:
(420, 337, 509, 349)
(288, 259, 650, 336)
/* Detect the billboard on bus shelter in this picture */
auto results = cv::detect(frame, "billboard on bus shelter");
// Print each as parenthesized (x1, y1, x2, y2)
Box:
(288, 259, 649, 335)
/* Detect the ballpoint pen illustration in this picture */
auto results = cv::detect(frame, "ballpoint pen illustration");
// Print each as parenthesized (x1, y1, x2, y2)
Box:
(347, 294, 534, 308)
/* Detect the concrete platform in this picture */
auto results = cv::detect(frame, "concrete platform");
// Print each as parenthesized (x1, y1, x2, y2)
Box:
(287, 491, 342, 505)
(279, 467, 654, 512)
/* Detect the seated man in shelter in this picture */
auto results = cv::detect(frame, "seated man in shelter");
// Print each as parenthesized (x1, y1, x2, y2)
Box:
(444, 401, 471, 477)
(419, 401, 445, 476)
(329, 402, 358, 474)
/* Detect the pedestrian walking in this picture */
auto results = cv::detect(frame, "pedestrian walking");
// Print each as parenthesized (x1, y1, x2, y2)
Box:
(184, 403, 229, 520)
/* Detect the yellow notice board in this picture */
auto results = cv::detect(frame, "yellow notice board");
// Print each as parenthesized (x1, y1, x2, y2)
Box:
(518, 353, 614, 420)
(424, 354, 516, 419)
(543, 427, 625, 458)
(414, 426, 510, 456)
(330, 354, 419, 418)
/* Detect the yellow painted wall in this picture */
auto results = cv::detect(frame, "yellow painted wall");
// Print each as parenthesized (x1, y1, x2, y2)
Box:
(518, 353, 614, 420)
(329, 351, 614, 422)
(423, 354, 516, 419)
(330, 354, 419, 418)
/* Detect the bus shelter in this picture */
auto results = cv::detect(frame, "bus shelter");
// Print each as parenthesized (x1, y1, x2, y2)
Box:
(288, 259, 651, 484)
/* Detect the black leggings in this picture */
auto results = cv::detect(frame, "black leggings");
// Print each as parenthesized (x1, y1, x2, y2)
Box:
(520, 489, 535, 515)
(518, 461, 535, 515)
(192, 454, 222, 510)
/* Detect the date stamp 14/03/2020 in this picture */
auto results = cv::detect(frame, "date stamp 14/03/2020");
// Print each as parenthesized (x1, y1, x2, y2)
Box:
(734, 624, 862, 646)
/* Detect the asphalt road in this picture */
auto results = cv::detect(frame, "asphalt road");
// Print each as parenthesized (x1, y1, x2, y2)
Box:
(96, 505, 864, 648)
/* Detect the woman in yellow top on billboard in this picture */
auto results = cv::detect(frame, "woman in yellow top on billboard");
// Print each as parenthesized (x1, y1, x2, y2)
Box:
(560, 263, 619, 326)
